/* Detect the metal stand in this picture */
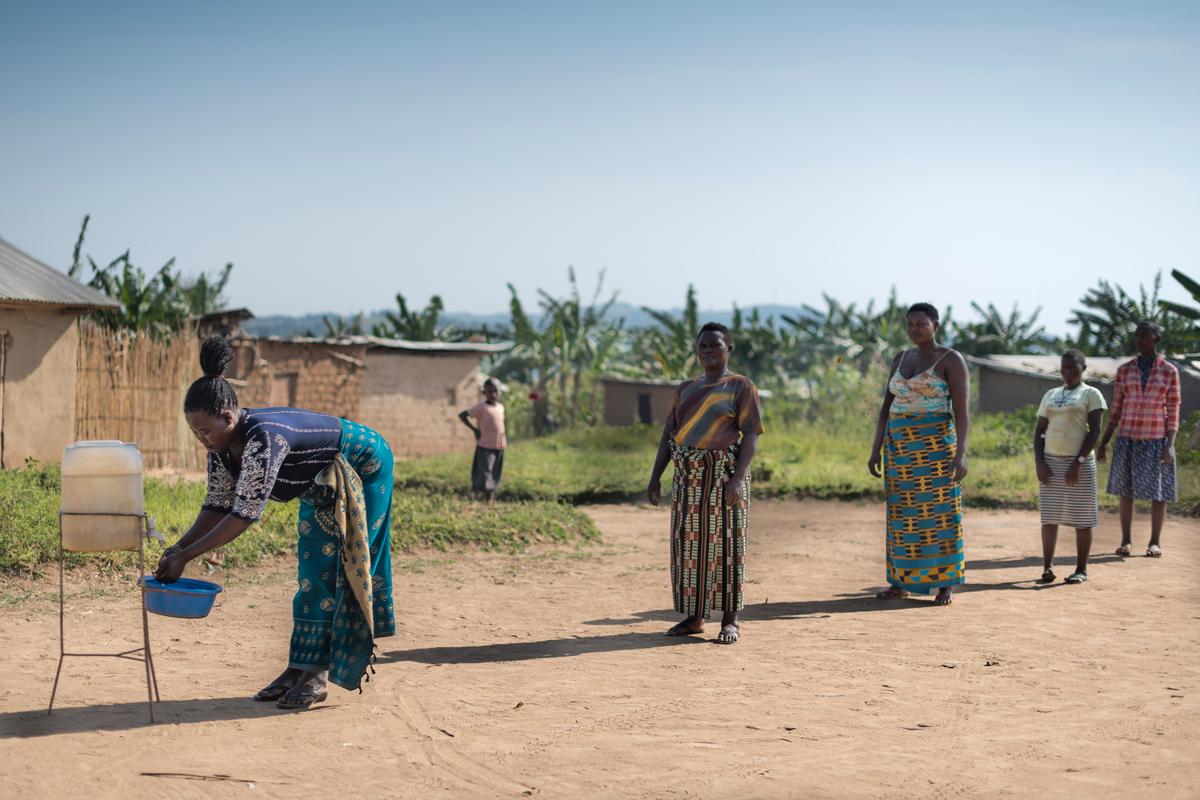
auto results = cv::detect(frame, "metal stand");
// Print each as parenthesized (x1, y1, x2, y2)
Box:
(48, 512, 160, 722)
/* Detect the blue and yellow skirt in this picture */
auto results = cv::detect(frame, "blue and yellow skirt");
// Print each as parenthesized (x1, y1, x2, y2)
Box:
(884, 413, 965, 594)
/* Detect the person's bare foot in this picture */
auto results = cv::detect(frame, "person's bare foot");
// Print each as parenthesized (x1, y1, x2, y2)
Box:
(875, 586, 908, 600)
(666, 616, 704, 636)
(934, 587, 954, 606)
(254, 666, 303, 701)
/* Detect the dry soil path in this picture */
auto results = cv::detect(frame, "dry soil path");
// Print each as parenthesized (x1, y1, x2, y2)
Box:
(2, 500, 1198, 799)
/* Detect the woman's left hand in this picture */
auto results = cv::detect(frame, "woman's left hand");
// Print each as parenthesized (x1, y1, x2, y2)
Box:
(723, 473, 745, 506)
(1162, 446, 1175, 465)
(953, 456, 969, 482)
(154, 551, 189, 584)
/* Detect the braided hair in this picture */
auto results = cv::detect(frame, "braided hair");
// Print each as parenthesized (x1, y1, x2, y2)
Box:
(184, 337, 239, 415)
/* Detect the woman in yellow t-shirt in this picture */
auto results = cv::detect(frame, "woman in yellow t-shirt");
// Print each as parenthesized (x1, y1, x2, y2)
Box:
(1033, 349, 1107, 584)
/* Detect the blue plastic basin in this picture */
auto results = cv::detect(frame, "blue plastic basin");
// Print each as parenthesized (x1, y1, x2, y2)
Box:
(139, 577, 222, 618)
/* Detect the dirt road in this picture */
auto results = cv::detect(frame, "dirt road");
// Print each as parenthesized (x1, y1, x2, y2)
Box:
(2, 500, 1197, 798)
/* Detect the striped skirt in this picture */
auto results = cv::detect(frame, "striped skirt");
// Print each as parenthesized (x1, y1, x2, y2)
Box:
(1040, 455, 1098, 528)
(885, 413, 965, 594)
(669, 441, 749, 618)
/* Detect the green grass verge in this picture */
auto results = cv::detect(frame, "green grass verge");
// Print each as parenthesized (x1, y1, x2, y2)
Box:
(0, 465, 598, 574)
(398, 409, 1199, 512)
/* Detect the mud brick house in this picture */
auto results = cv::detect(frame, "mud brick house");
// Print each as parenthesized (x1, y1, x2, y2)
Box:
(0, 237, 119, 467)
(229, 336, 369, 420)
(357, 337, 512, 460)
(226, 335, 511, 461)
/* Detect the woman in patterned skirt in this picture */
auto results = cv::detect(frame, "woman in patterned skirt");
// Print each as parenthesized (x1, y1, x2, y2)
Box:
(646, 322, 764, 644)
(1097, 321, 1182, 558)
(155, 337, 396, 709)
(868, 303, 970, 606)
(1033, 350, 1107, 584)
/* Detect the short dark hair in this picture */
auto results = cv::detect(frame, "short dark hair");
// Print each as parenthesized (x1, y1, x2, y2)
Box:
(1135, 320, 1162, 338)
(184, 337, 239, 415)
(483, 378, 498, 390)
(906, 303, 940, 324)
(1062, 348, 1086, 368)
(697, 321, 733, 347)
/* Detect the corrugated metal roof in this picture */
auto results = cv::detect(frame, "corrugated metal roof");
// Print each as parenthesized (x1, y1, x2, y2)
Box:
(967, 354, 1200, 381)
(0, 237, 120, 309)
(240, 334, 513, 354)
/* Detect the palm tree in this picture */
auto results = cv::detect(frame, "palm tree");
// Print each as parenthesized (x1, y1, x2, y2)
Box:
(952, 302, 1057, 356)
(322, 313, 365, 338)
(636, 285, 700, 380)
(68, 215, 234, 335)
(1069, 272, 1193, 355)
(371, 293, 455, 341)
(783, 288, 921, 374)
(1159, 269, 1200, 355)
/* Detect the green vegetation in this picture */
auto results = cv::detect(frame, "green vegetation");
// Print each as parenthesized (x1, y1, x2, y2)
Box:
(68, 215, 235, 336)
(399, 405, 1200, 512)
(0, 464, 597, 575)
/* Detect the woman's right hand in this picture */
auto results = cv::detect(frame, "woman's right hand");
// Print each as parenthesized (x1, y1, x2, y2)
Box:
(154, 551, 189, 584)
(646, 479, 661, 506)
(1096, 444, 1107, 463)
(867, 450, 882, 478)
(1036, 460, 1052, 485)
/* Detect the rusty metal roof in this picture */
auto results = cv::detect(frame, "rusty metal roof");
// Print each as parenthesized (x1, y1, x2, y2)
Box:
(967, 354, 1200, 381)
(0, 237, 120, 309)
(237, 334, 513, 354)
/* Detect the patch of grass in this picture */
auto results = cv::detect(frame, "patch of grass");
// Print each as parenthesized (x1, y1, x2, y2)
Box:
(399, 424, 663, 502)
(0, 464, 597, 575)
(398, 411, 1200, 512)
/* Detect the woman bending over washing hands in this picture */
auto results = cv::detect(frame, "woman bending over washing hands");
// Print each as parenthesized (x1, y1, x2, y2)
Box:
(155, 337, 396, 710)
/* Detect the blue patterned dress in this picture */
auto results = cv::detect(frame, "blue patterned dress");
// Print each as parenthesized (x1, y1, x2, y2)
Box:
(202, 409, 395, 689)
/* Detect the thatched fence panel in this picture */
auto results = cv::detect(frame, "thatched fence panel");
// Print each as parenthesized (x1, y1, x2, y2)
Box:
(75, 324, 205, 470)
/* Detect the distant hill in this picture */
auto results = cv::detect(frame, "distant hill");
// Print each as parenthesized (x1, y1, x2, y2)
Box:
(243, 302, 819, 338)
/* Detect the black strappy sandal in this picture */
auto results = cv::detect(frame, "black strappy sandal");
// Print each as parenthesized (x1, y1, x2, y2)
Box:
(276, 682, 328, 710)
(253, 680, 295, 702)
(1037, 569, 1056, 584)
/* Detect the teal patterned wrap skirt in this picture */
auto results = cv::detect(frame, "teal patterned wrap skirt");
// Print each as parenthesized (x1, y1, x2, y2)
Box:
(289, 418, 396, 689)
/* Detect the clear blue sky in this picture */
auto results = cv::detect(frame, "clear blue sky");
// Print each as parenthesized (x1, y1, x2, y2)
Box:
(2, 1, 1198, 334)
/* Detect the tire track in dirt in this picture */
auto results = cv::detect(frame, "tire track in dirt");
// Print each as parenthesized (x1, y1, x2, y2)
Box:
(389, 692, 535, 797)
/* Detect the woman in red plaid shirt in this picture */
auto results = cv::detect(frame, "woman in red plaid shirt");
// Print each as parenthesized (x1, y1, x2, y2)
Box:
(1097, 321, 1182, 558)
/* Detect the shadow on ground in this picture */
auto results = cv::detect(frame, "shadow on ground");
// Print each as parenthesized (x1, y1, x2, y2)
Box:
(0, 696, 307, 738)
(378, 630, 707, 665)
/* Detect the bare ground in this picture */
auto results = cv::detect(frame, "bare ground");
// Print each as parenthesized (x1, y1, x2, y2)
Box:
(2, 499, 1198, 799)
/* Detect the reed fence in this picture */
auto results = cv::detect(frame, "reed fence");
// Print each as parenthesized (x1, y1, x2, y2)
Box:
(75, 324, 205, 470)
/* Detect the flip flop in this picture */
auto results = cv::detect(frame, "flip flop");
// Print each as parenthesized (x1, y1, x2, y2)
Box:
(1064, 572, 1088, 584)
(1146, 544, 1163, 558)
(666, 621, 703, 637)
(1115, 543, 1133, 557)
(276, 683, 328, 710)
(1037, 569, 1056, 584)
(717, 624, 739, 644)
(875, 587, 908, 600)
(933, 589, 954, 606)
(253, 681, 295, 702)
